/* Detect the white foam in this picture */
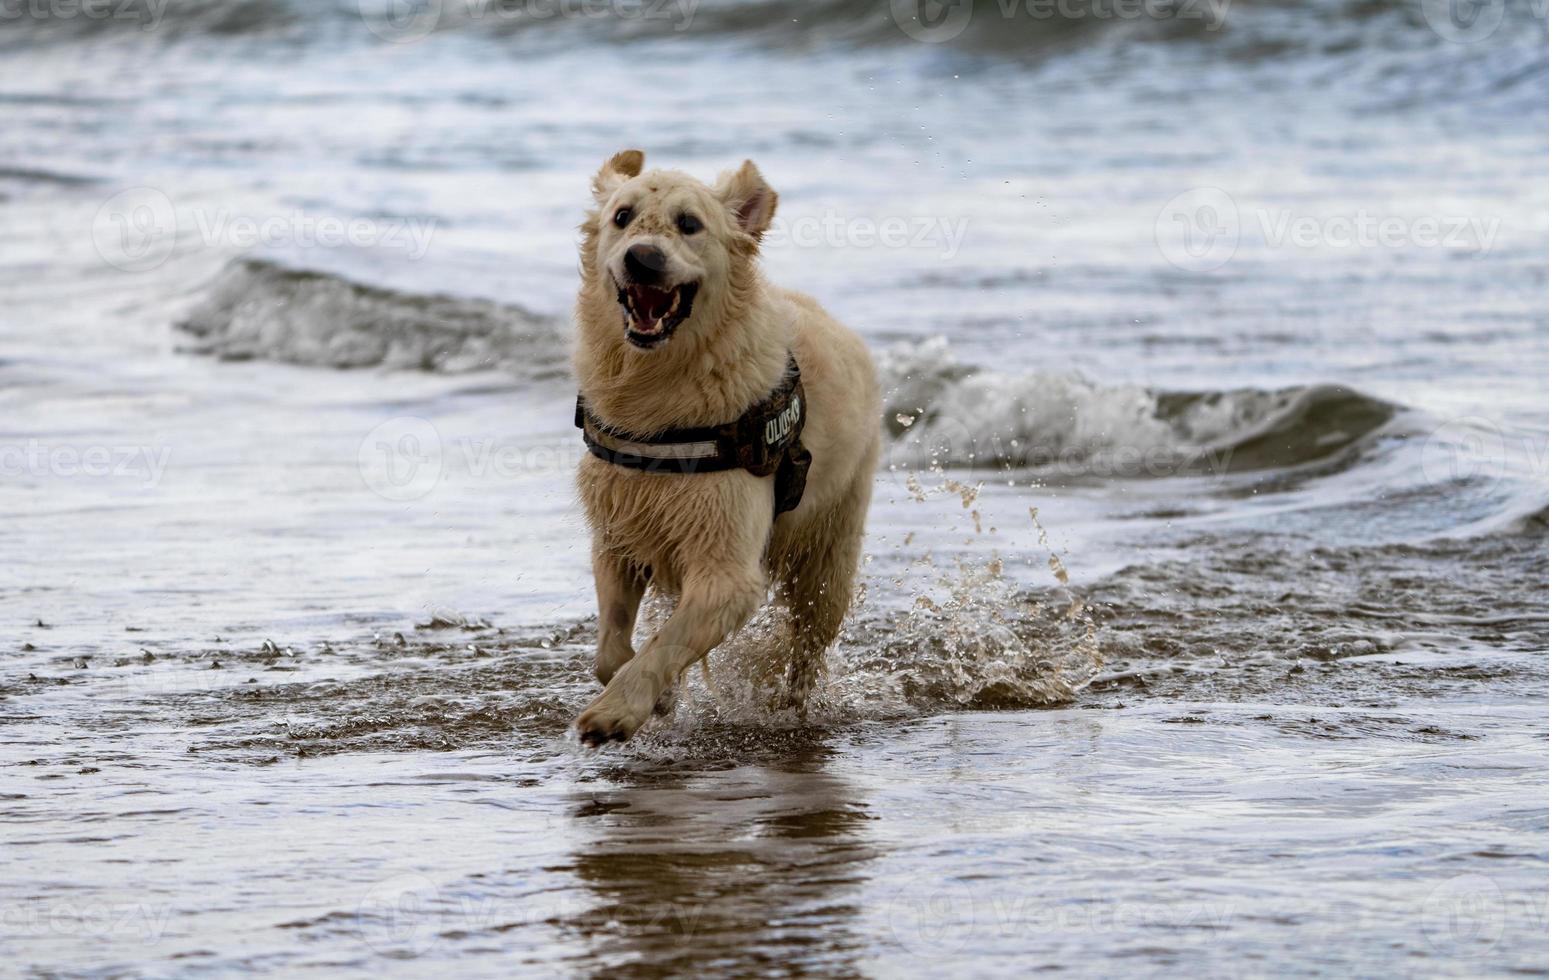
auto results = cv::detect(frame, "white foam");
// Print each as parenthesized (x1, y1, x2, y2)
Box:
(878, 337, 1395, 477)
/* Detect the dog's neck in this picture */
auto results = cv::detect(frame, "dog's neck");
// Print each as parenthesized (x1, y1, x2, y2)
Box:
(574, 262, 791, 434)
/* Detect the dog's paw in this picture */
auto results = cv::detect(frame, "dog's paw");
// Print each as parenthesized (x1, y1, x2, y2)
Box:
(575, 697, 651, 748)
(768, 686, 810, 718)
(772, 660, 818, 717)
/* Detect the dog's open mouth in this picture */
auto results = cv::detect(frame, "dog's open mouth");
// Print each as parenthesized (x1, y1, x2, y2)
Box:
(617, 281, 698, 349)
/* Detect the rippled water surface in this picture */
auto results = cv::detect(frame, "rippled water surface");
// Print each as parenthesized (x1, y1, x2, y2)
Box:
(4, 0, 1549, 975)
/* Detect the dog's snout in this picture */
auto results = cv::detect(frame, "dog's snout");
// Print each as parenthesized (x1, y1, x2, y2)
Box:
(623, 243, 667, 283)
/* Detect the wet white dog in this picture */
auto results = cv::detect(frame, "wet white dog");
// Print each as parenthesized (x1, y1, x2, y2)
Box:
(571, 150, 880, 745)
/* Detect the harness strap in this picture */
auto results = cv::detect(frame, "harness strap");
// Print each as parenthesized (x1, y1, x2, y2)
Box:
(576, 355, 811, 515)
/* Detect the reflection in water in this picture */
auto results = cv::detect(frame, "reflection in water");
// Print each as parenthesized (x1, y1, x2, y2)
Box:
(559, 739, 874, 977)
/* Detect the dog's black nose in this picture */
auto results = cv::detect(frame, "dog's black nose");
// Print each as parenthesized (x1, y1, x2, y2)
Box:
(623, 243, 667, 284)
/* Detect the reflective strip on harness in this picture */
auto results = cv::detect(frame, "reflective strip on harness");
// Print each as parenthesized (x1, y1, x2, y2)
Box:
(575, 354, 811, 514)
(581, 423, 720, 462)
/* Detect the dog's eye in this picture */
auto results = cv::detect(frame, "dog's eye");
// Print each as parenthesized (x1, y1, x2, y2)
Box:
(676, 213, 703, 235)
(613, 207, 633, 229)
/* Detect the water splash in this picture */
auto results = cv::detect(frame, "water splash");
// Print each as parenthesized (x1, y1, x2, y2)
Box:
(649, 471, 1101, 735)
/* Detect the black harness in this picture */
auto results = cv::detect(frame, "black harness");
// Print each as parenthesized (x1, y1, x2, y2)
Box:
(575, 355, 812, 515)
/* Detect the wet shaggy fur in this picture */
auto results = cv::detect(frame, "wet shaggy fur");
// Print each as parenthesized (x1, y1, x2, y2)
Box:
(572, 150, 881, 745)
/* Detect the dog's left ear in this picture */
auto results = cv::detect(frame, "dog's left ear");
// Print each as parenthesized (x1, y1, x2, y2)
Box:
(592, 149, 644, 203)
(715, 159, 778, 239)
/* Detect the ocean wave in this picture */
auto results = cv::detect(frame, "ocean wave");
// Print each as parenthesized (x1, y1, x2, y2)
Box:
(472, 0, 1549, 69)
(0, 0, 1118, 47)
(0, 165, 98, 190)
(0, 0, 304, 46)
(879, 337, 1398, 476)
(12, 0, 1543, 59)
(11, 0, 1549, 124)
(176, 257, 567, 375)
(174, 264, 1400, 478)
(1508, 502, 1549, 535)
(1462, 497, 1549, 540)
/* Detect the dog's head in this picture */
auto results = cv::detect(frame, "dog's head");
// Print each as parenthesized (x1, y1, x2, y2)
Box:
(581, 149, 777, 352)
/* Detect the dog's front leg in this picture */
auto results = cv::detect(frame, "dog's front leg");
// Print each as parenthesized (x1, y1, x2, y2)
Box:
(592, 544, 647, 685)
(575, 568, 764, 745)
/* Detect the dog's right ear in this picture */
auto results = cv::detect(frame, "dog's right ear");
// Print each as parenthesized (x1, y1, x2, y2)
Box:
(715, 159, 778, 239)
(592, 149, 644, 203)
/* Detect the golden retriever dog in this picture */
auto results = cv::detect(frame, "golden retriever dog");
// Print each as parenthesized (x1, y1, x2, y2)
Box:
(572, 149, 880, 745)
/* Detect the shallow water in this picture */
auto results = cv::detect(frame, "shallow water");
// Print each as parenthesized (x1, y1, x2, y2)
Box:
(5, 0, 1549, 975)
(12, 705, 1549, 976)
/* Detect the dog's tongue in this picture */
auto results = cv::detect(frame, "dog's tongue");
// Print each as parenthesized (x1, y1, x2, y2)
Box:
(628, 284, 673, 332)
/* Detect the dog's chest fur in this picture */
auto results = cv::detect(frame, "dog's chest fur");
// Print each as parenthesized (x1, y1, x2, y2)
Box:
(577, 454, 770, 592)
